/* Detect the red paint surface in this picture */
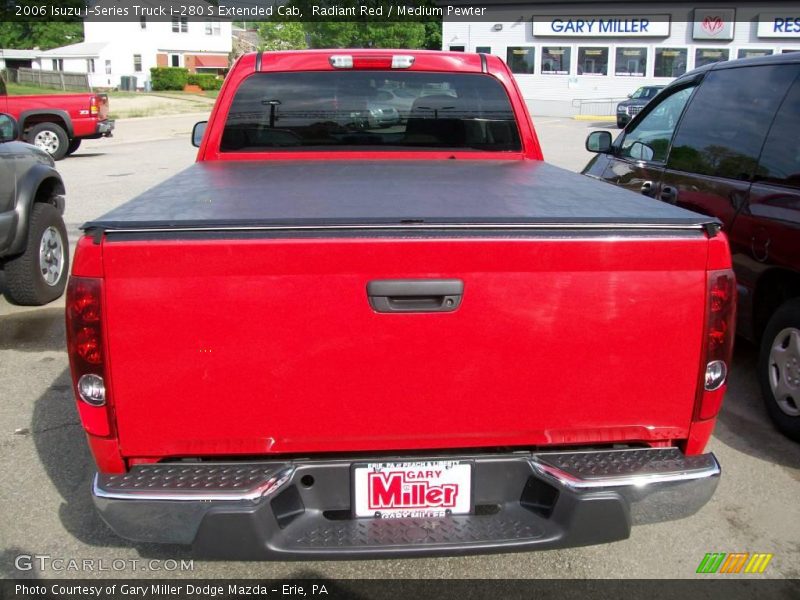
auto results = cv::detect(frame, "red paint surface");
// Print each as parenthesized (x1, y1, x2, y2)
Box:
(100, 236, 711, 460)
(3, 93, 111, 138)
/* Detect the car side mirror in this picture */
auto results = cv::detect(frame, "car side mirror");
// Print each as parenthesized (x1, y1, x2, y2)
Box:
(192, 121, 207, 148)
(0, 113, 19, 143)
(627, 93, 633, 98)
(628, 141, 655, 161)
(586, 130, 612, 154)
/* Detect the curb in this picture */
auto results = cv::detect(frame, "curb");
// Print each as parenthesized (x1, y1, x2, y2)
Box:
(573, 115, 616, 122)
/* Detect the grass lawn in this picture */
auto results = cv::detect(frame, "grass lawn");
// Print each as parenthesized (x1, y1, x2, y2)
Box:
(150, 89, 221, 100)
(7, 83, 219, 100)
(6, 82, 72, 95)
(6, 81, 217, 119)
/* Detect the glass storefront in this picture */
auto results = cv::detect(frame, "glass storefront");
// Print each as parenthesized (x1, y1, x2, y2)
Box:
(654, 48, 688, 77)
(578, 47, 609, 75)
(541, 46, 571, 74)
(506, 47, 535, 74)
(615, 47, 648, 76)
(695, 48, 730, 67)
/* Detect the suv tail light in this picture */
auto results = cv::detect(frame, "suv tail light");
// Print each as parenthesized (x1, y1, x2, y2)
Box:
(67, 276, 113, 437)
(696, 269, 736, 420)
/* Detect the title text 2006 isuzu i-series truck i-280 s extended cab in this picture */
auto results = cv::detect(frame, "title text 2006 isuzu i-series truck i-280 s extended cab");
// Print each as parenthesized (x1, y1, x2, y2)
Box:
(66, 50, 735, 559)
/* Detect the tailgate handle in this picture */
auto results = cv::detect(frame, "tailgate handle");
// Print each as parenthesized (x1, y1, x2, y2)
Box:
(367, 279, 464, 313)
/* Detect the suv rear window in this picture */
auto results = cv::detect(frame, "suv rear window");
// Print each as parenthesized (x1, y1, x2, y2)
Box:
(221, 71, 521, 152)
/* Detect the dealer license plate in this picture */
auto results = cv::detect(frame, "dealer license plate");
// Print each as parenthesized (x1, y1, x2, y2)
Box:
(353, 460, 472, 519)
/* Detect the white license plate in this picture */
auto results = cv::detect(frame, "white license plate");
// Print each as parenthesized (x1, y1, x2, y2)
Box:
(353, 460, 472, 519)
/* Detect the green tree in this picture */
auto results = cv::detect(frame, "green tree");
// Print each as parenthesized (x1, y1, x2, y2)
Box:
(304, 22, 427, 49)
(256, 22, 307, 51)
(0, 22, 83, 50)
(423, 22, 442, 50)
(256, 0, 440, 50)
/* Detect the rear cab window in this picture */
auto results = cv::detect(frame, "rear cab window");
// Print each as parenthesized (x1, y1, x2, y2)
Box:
(221, 71, 522, 153)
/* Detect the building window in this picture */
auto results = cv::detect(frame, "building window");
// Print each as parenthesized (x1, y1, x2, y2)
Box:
(205, 21, 221, 36)
(476, 46, 491, 54)
(654, 48, 687, 78)
(170, 54, 180, 67)
(615, 47, 647, 76)
(449, 46, 465, 52)
(140, 16, 146, 29)
(86, 59, 95, 73)
(695, 48, 729, 68)
(172, 17, 188, 33)
(541, 46, 571, 75)
(105, 60, 111, 75)
(738, 48, 773, 59)
(506, 47, 535, 74)
(577, 47, 608, 75)
(51, 59, 63, 71)
(133, 54, 142, 72)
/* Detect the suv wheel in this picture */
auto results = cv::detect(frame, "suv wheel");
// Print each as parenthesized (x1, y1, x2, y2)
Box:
(3, 203, 69, 305)
(26, 123, 69, 161)
(759, 299, 800, 442)
(616, 117, 626, 128)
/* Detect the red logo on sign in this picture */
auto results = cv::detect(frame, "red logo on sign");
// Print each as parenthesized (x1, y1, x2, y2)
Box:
(702, 16, 724, 35)
(368, 471, 458, 510)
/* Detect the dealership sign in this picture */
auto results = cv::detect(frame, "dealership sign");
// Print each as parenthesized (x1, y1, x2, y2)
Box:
(693, 9, 735, 40)
(758, 13, 800, 37)
(533, 16, 671, 37)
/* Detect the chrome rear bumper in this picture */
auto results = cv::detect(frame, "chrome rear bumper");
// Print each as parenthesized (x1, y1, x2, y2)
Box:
(93, 447, 719, 557)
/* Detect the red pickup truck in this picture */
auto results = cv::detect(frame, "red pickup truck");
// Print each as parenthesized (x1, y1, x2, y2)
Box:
(0, 77, 114, 160)
(68, 50, 734, 558)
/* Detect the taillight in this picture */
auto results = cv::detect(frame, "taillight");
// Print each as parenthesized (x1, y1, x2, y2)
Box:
(90, 95, 109, 119)
(67, 277, 112, 436)
(696, 269, 736, 420)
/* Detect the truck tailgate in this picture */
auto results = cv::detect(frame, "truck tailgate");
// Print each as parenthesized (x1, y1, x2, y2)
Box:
(102, 234, 708, 457)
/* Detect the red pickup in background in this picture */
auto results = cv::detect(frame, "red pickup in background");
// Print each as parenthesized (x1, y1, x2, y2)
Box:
(0, 76, 114, 160)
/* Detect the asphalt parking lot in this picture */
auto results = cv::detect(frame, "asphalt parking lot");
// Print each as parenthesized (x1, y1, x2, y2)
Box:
(1, 114, 798, 580)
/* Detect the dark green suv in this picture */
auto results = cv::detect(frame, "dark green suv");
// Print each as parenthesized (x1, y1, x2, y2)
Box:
(0, 113, 69, 305)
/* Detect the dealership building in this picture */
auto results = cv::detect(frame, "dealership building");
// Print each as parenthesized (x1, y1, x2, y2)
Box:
(442, 1, 800, 115)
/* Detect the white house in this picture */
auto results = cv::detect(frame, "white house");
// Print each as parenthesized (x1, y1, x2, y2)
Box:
(0, 48, 40, 70)
(36, 15, 232, 89)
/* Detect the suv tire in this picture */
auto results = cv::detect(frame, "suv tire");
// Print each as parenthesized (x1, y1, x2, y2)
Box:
(26, 122, 69, 161)
(3, 202, 69, 305)
(759, 299, 800, 442)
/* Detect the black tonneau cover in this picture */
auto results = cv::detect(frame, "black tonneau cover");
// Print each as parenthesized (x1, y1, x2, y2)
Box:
(84, 160, 716, 233)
